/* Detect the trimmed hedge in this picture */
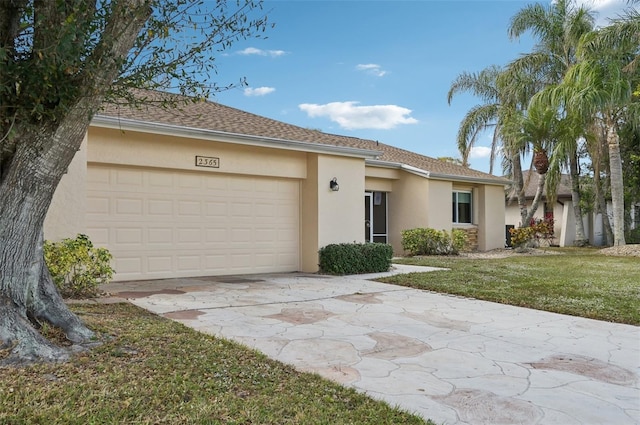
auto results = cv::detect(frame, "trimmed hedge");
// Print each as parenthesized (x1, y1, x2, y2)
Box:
(318, 243, 393, 275)
(401, 228, 468, 256)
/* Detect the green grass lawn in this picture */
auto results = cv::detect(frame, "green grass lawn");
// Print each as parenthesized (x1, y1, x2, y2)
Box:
(0, 303, 429, 425)
(2, 249, 636, 424)
(384, 248, 640, 325)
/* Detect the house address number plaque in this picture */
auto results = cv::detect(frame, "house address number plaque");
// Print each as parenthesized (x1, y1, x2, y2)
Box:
(195, 155, 220, 168)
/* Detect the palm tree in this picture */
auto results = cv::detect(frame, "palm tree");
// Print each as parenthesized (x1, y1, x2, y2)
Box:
(506, 0, 595, 246)
(447, 65, 504, 174)
(542, 26, 639, 246)
(448, 65, 543, 227)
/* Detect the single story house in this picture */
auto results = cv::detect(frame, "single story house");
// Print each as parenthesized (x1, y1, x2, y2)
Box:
(45, 90, 508, 281)
(505, 171, 606, 246)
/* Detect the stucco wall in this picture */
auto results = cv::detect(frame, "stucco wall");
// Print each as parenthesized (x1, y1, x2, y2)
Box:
(365, 176, 394, 192)
(317, 155, 364, 247)
(88, 127, 307, 179)
(476, 184, 506, 251)
(386, 172, 429, 254)
(301, 154, 365, 272)
(300, 155, 319, 272)
(506, 199, 567, 246)
(44, 136, 88, 241)
(427, 179, 454, 230)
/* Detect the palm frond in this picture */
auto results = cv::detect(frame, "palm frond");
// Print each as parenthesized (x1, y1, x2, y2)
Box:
(455, 103, 499, 162)
(447, 65, 502, 105)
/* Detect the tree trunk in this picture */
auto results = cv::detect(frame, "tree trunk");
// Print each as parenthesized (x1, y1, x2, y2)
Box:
(0, 0, 151, 364)
(607, 125, 626, 246)
(568, 149, 589, 246)
(511, 152, 530, 227)
(594, 171, 614, 246)
(0, 111, 96, 365)
(524, 172, 546, 226)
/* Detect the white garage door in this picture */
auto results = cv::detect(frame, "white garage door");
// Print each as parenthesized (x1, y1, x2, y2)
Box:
(86, 164, 300, 281)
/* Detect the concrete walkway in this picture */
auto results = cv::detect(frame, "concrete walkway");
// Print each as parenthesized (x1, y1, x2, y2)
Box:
(101, 265, 640, 425)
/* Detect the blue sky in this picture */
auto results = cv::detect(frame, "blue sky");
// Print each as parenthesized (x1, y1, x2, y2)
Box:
(211, 0, 631, 174)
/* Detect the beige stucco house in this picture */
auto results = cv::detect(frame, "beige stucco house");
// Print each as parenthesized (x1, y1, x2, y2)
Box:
(45, 90, 508, 281)
(505, 171, 606, 246)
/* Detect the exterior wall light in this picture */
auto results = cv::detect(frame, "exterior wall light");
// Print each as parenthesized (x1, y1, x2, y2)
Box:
(329, 177, 339, 191)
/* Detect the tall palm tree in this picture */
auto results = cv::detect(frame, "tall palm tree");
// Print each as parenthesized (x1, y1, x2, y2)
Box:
(506, 0, 595, 246)
(447, 65, 504, 174)
(448, 65, 543, 227)
(542, 26, 639, 246)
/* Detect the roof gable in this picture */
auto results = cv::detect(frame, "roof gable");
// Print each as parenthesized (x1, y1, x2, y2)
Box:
(515, 171, 573, 199)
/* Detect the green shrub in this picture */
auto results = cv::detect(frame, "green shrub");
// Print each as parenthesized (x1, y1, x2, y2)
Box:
(452, 229, 469, 253)
(401, 228, 466, 256)
(44, 234, 115, 298)
(509, 226, 537, 248)
(318, 243, 393, 275)
(627, 227, 640, 244)
(509, 218, 555, 248)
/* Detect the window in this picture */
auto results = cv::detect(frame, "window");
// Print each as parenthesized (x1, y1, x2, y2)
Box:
(452, 191, 472, 224)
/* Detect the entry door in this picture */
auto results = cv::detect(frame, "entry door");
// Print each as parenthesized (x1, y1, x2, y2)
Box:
(364, 192, 388, 243)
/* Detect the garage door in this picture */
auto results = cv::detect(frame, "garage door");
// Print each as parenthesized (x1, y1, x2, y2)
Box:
(86, 164, 300, 281)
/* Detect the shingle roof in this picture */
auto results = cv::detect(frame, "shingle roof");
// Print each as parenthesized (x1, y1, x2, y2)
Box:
(97, 89, 507, 184)
(519, 171, 573, 199)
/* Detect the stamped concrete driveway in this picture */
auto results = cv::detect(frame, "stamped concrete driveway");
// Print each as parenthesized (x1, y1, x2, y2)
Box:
(102, 265, 640, 425)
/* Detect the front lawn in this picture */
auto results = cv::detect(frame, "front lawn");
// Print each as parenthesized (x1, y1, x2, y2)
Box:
(0, 303, 429, 425)
(384, 249, 640, 325)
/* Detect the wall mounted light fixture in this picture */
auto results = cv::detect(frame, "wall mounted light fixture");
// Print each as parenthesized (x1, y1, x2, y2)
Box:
(329, 177, 339, 191)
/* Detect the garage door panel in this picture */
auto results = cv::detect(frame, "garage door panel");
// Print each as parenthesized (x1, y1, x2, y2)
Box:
(148, 199, 173, 216)
(114, 256, 143, 275)
(177, 174, 203, 190)
(116, 169, 144, 186)
(205, 201, 227, 217)
(115, 228, 143, 245)
(177, 200, 201, 216)
(177, 255, 200, 271)
(115, 198, 144, 216)
(86, 227, 109, 246)
(87, 165, 299, 280)
(147, 171, 173, 187)
(148, 228, 173, 244)
(278, 228, 298, 243)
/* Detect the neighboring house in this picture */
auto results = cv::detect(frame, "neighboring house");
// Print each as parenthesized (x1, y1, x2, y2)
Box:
(505, 171, 606, 247)
(45, 90, 508, 281)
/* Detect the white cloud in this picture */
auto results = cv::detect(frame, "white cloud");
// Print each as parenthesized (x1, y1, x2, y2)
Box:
(469, 146, 492, 159)
(572, 0, 632, 26)
(298, 101, 418, 130)
(244, 87, 276, 96)
(237, 47, 287, 57)
(356, 63, 387, 77)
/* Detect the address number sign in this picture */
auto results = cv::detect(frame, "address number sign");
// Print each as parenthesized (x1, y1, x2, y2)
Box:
(195, 155, 220, 168)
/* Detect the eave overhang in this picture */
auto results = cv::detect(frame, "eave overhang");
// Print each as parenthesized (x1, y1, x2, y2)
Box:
(92, 115, 383, 159)
(366, 159, 510, 186)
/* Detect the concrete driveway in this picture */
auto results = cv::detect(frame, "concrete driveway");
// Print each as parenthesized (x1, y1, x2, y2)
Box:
(102, 265, 640, 425)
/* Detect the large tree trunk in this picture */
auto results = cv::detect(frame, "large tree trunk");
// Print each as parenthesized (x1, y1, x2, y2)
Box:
(568, 148, 589, 246)
(0, 106, 98, 364)
(0, 0, 151, 364)
(607, 125, 626, 246)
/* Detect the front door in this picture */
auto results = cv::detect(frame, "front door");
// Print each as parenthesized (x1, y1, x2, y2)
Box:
(365, 193, 372, 242)
(364, 191, 388, 243)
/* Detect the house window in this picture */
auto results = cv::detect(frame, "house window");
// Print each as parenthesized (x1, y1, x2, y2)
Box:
(452, 191, 472, 224)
